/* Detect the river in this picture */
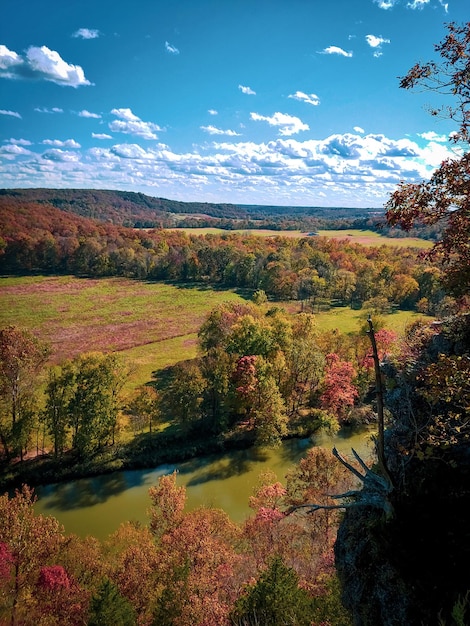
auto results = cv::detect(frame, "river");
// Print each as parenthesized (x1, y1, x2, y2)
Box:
(35, 429, 375, 541)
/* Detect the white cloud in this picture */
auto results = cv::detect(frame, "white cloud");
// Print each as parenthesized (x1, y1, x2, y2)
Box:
(321, 46, 353, 58)
(110, 144, 155, 159)
(239, 84, 256, 95)
(0, 109, 21, 118)
(201, 125, 241, 136)
(373, 0, 398, 8)
(250, 112, 309, 136)
(0, 143, 32, 159)
(365, 34, 391, 57)
(42, 149, 80, 162)
(288, 91, 320, 106)
(78, 109, 101, 118)
(42, 139, 81, 148)
(0, 45, 23, 75)
(208, 109, 218, 115)
(109, 108, 162, 140)
(418, 131, 448, 142)
(354, 126, 365, 134)
(34, 107, 63, 114)
(72, 28, 100, 39)
(4, 138, 31, 145)
(1, 128, 459, 207)
(2, 43, 92, 87)
(407, 0, 430, 7)
(92, 132, 112, 140)
(165, 41, 179, 54)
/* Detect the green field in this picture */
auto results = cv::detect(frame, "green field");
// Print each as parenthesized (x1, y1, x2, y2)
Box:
(168, 227, 434, 248)
(0, 275, 430, 390)
(0, 276, 245, 388)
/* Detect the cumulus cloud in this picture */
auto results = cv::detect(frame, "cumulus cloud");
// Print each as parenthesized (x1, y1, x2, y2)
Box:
(165, 41, 179, 54)
(110, 144, 155, 159)
(0, 44, 92, 86)
(288, 91, 320, 106)
(92, 132, 112, 139)
(201, 125, 241, 136)
(0, 109, 21, 118)
(250, 112, 309, 136)
(354, 126, 365, 133)
(4, 138, 31, 145)
(72, 28, 100, 39)
(42, 139, 81, 148)
(34, 107, 63, 114)
(78, 109, 101, 118)
(42, 149, 80, 162)
(208, 109, 218, 115)
(1, 128, 459, 207)
(109, 108, 162, 140)
(366, 34, 391, 57)
(239, 84, 256, 95)
(418, 131, 448, 142)
(320, 46, 353, 57)
(0, 45, 23, 75)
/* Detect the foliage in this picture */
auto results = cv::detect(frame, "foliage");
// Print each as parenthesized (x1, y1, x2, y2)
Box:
(230, 555, 316, 626)
(385, 22, 470, 296)
(88, 578, 137, 626)
(0, 325, 50, 460)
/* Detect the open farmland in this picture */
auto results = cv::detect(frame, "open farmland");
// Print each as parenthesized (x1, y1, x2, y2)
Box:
(0, 275, 432, 390)
(168, 227, 434, 248)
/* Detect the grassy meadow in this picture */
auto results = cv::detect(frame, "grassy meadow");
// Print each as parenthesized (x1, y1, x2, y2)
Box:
(0, 275, 431, 391)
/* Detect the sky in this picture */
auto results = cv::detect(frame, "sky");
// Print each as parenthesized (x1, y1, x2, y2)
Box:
(0, 0, 468, 208)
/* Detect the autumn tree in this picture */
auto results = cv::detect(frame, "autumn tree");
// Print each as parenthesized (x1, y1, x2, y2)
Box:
(385, 22, 470, 296)
(0, 326, 50, 460)
(320, 353, 358, 423)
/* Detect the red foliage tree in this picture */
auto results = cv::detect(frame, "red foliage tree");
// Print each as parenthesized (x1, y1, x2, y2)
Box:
(320, 353, 358, 422)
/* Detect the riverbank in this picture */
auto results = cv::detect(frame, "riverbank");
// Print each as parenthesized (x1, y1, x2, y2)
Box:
(0, 425, 311, 493)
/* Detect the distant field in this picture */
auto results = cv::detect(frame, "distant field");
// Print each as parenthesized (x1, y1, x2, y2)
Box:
(316, 229, 433, 249)
(168, 227, 433, 248)
(0, 275, 431, 390)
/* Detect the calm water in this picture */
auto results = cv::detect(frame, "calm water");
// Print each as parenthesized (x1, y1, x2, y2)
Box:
(35, 429, 374, 541)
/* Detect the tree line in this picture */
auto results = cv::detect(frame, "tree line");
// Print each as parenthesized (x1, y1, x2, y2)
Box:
(0, 197, 460, 316)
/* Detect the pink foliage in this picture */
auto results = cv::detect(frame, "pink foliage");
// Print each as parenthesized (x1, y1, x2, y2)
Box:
(0, 542, 14, 580)
(38, 565, 70, 591)
(362, 328, 398, 369)
(320, 353, 358, 419)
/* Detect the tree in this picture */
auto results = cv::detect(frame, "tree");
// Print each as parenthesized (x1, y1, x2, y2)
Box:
(42, 364, 75, 458)
(126, 385, 159, 434)
(320, 353, 358, 423)
(385, 22, 470, 296)
(88, 578, 136, 626)
(0, 326, 50, 460)
(230, 555, 315, 626)
(63, 352, 128, 457)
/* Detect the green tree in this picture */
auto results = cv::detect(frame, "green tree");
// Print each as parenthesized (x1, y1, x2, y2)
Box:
(42, 364, 75, 458)
(87, 578, 136, 626)
(0, 326, 50, 460)
(158, 361, 206, 431)
(230, 555, 315, 626)
(67, 353, 128, 457)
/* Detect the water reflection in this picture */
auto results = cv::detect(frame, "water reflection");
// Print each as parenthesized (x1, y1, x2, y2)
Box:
(35, 429, 375, 540)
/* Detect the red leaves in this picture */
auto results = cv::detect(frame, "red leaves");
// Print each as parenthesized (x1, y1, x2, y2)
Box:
(38, 565, 71, 591)
(320, 353, 358, 421)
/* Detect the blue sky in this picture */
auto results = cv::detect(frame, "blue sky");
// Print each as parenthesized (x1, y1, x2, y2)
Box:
(0, 0, 467, 208)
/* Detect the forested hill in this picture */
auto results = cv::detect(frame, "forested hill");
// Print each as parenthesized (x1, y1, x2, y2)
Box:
(0, 188, 381, 230)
